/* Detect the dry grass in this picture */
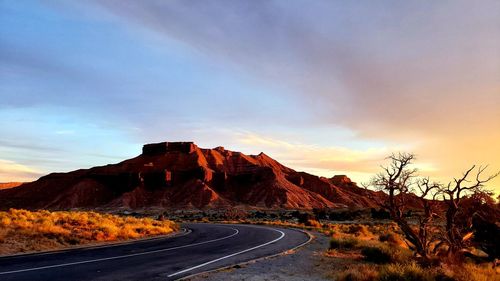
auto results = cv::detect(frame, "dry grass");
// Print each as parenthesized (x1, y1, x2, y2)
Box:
(335, 262, 500, 281)
(319, 222, 500, 281)
(447, 263, 500, 281)
(361, 245, 413, 264)
(0, 209, 178, 255)
(330, 237, 360, 250)
(337, 264, 380, 281)
(378, 262, 436, 281)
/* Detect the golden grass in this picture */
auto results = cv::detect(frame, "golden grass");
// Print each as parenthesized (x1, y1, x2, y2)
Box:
(447, 263, 500, 281)
(378, 262, 435, 281)
(320, 222, 500, 281)
(0, 209, 178, 255)
(335, 262, 500, 281)
(337, 264, 380, 281)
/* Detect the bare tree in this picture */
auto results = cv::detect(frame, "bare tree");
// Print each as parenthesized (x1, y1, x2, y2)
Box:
(369, 153, 439, 261)
(370, 153, 500, 263)
(439, 165, 499, 256)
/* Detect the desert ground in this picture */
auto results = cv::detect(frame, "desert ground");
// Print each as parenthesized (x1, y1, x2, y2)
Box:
(1, 208, 498, 281)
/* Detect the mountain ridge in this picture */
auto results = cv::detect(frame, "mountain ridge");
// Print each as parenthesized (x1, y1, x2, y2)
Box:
(0, 141, 381, 210)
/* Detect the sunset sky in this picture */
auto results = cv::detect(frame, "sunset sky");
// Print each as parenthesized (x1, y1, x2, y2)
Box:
(1, 1, 499, 193)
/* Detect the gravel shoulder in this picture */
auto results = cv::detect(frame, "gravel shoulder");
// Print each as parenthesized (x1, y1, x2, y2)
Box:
(185, 230, 334, 281)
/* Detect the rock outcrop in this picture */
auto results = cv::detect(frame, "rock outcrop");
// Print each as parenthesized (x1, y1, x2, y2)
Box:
(0, 142, 380, 210)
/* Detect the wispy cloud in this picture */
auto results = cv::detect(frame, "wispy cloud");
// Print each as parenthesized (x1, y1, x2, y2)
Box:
(0, 159, 43, 182)
(235, 132, 395, 178)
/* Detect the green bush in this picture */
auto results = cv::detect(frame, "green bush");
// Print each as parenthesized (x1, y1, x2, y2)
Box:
(330, 237, 359, 250)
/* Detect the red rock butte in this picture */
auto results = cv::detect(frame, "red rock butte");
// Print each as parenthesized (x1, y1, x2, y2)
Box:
(0, 141, 382, 210)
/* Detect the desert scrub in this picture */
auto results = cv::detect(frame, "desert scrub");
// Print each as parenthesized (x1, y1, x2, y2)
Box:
(377, 262, 443, 281)
(0, 209, 178, 255)
(305, 219, 322, 228)
(337, 264, 380, 281)
(449, 263, 500, 281)
(378, 232, 399, 244)
(346, 224, 371, 236)
(330, 237, 359, 250)
(361, 245, 412, 264)
(323, 223, 377, 241)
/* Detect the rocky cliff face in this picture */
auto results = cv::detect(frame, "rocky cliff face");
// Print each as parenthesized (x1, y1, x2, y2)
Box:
(0, 142, 380, 210)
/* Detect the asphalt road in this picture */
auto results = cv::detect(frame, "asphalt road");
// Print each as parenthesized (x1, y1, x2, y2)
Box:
(0, 223, 309, 281)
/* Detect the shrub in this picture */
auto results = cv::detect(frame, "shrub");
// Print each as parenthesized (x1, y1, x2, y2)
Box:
(305, 219, 322, 228)
(361, 245, 411, 264)
(371, 208, 391, 220)
(293, 211, 314, 225)
(362, 246, 392, 264)
(379, 263, 436, 281)
(330, 237, 359, 250)
(347, 224, 371, 236)
(329, 210, 364, 221)
(379, 233, 398, 244)
(313, 208, 327, 220)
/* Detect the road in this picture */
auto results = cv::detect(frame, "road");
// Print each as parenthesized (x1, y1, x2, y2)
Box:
(0, 223, 309, 281)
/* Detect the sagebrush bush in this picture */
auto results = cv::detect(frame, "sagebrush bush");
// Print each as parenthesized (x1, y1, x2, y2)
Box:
(330, 237, 359, 250)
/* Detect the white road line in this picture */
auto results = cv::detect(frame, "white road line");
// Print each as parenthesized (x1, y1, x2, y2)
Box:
(167, 228, 285, 278)
(0, 227, 239, 275)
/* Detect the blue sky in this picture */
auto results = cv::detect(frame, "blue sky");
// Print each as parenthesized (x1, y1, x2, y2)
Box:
(1, 1, 499, 191)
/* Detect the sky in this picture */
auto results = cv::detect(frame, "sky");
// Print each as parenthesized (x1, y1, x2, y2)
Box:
(1, 1, 499, 194)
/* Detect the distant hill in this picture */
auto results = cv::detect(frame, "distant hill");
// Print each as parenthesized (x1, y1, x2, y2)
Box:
(0, 182, 24, 190)
(0, 141, 384, 210)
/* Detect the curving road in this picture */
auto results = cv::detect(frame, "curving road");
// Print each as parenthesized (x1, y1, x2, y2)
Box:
(0, 223, 309, 281)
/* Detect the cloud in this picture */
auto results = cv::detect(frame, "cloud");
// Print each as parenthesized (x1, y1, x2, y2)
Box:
(81, 0, 500, 138)
(0, 159, 43, 182)
(235, 132, 396, 176)
(13, 1, 499, 138)
(243, 130, 497, 190)
(81, 0, 500, 192)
